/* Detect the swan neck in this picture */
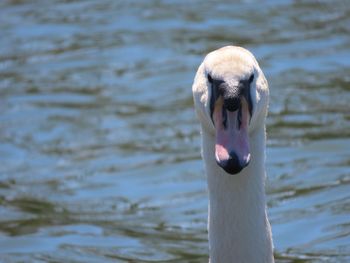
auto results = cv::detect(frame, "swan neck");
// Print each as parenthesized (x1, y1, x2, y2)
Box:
(202, 128, 274, 263)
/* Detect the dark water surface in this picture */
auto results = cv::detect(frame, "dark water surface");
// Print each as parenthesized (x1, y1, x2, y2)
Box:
(1, 0, 349, 262)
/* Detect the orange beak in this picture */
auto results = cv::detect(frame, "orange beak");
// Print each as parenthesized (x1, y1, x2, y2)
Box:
(213, 96, 251, 174)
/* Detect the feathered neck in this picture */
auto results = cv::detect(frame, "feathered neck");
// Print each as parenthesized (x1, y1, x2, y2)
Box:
(201, 127, 274, 263)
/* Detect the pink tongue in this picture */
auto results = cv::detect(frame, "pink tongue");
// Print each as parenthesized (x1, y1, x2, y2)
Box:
(215, 111, 250, 167)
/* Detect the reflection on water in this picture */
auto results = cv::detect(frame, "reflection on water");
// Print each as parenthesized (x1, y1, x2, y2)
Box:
(0, 0, 349, 262)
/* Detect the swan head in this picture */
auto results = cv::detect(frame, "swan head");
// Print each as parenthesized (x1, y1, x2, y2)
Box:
(192, 46, 269, 175)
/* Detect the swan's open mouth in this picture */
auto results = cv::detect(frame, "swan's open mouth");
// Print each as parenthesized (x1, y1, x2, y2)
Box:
(213, 96, 251, 175)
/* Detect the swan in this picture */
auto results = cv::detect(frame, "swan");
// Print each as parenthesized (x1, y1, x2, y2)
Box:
(192, 46, 274, 263)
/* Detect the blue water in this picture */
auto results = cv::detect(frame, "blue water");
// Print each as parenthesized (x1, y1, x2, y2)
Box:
(0, 1, 349, 262)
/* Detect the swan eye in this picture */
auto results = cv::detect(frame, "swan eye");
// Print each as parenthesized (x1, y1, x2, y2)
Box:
(248, 73, 254, 83)
(207, 74, 213, 84)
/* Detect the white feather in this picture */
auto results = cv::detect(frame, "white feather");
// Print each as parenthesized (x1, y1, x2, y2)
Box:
(192, 46, 274, 263)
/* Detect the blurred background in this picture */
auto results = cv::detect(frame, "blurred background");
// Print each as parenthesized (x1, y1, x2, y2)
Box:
(0, 0, 349, 262)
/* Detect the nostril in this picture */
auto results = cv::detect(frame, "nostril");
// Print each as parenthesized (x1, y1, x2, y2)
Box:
(222, 106, 228, 129)
(224, 97, 241, 112)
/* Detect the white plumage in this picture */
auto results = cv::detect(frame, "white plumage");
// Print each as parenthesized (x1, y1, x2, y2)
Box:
(192, 46, 274, 263)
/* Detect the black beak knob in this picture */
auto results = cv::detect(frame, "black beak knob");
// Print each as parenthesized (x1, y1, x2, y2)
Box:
(224, 96, 241, 112)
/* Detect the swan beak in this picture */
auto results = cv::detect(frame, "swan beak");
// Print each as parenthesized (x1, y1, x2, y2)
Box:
(213, 96, 251, 175)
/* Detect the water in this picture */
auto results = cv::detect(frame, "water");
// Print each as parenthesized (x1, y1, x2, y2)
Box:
(0, 0, 349, 262)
